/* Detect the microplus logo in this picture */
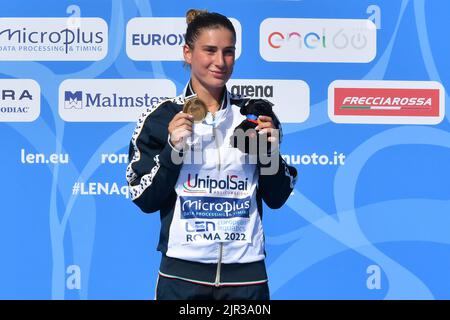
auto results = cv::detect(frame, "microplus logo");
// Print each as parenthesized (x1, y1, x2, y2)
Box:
(0, 79, 40, 122)
(0, 18, 108, 61)
(260, 18, 376, 63)
(59, 79, 176, 122)
(126, 17, 242, 61)
(328, 80, 445, 124)
(180, 196, 251, 219)
(227, 79, 310, 123)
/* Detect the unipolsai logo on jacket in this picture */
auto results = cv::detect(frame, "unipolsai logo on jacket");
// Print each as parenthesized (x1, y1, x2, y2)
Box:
(182, 173, 249, 195)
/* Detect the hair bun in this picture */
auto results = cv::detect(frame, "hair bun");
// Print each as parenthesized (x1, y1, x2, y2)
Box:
(186, 9, 208, 24)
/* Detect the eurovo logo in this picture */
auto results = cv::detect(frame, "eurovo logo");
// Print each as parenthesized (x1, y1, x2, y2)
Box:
(127, 17, 242, 61)
(183, 173, 249, 194)
(131, 32, 185, 47)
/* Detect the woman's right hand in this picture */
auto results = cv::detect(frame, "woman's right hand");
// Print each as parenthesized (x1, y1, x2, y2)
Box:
(168, 112, 194, 150)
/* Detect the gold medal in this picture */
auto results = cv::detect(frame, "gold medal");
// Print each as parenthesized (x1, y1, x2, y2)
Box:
(183, 97, 208, 122)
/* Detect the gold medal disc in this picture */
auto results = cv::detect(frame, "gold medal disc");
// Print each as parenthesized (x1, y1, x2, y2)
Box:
(183, 98, 208, 122)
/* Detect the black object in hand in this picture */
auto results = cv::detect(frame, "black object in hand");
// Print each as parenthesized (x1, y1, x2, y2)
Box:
(230, 99, 275, 155)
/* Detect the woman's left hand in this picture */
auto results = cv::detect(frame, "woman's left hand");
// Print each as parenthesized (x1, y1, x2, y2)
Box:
(255, 115, 279, 152)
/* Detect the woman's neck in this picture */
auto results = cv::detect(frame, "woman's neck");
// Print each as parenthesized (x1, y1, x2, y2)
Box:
(190, 78, 224, 113)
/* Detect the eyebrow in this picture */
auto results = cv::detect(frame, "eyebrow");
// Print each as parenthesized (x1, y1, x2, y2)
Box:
(202, 45, 236, 50)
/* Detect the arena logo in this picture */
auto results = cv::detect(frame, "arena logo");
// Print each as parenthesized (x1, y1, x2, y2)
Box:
(183, 173, 249, 194)
(0, 18, 108, 61)
(328, 80, 445, 124)
(260, 18, 376, 63)
(59, 79, 176, 122)
(227, 79, 310, 123)
(0, 79, 40, 122)
(126, 17, 242, 61)
(230, 84, 274, 98)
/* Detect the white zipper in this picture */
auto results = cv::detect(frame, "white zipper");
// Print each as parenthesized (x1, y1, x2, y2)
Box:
(215, 242, 223, 287)
(212, 111, 223, 287)
(212, 127, 221, 172)
(212, 112, 221, 172)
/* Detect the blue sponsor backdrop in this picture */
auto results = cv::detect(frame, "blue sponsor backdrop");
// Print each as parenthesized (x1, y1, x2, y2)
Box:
(1, 0, 449, 299)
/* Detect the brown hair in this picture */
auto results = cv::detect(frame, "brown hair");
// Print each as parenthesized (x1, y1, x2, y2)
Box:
(185, 9, 236, 49)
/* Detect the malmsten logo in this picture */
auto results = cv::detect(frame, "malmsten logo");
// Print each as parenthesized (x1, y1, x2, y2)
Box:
(328, 80, 445, 125)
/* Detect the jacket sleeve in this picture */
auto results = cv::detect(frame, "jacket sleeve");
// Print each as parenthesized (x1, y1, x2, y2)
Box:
(257, 153, 297, 209)
(126, 103, 183, 213)
(256, 114, 297, 209)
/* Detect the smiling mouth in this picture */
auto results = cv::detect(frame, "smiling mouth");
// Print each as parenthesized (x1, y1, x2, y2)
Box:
(210, 70, 227, 77)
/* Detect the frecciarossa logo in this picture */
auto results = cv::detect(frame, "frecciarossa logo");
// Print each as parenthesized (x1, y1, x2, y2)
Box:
(183, 174, 249, 194)
(328, 80, 445, 125)
(334, 88, 439, 116)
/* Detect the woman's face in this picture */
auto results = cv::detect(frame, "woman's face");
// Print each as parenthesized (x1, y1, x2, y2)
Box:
(184, 27, 236, 92)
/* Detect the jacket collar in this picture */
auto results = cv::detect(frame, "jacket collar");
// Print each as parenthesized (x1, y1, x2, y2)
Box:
(182, 80, 229, 111)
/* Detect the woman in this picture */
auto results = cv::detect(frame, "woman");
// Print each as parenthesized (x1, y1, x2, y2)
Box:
(126, 9, 297, 300)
